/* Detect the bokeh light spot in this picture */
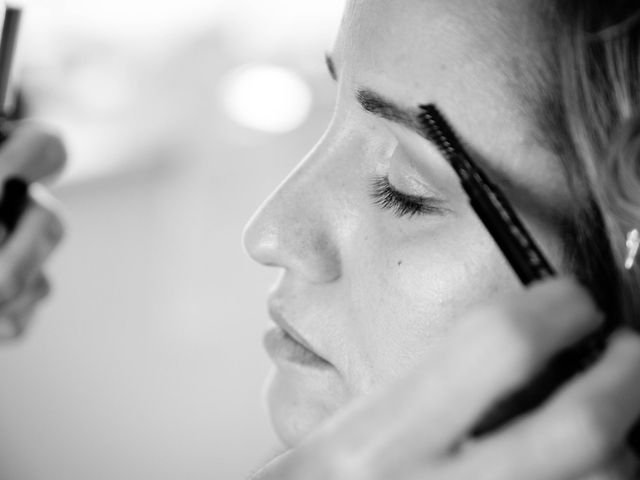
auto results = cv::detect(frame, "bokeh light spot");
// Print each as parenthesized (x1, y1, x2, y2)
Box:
(220, 64, 312, 133)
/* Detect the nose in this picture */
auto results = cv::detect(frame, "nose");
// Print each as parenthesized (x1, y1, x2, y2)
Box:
(242, 145, 342, 284)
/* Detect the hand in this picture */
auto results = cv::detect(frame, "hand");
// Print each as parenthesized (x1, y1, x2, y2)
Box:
(0, 122, 65, 340)
(253, 278, 640, 480)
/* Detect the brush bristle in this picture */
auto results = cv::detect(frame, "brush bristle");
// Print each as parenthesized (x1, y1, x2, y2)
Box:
(418, 104, 464, 158)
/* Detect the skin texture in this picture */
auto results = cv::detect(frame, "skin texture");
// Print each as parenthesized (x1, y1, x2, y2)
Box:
(251, 314, 640, 480)
(243, 0, 571, 446)
(244, 2, 640, 478)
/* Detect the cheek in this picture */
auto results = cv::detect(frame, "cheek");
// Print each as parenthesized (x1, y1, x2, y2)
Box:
(346, 219, 521, 392)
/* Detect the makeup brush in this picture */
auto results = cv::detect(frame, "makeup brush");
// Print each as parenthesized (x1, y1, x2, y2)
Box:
(418, 104, 613, 437)
(0, 5, 27, 238)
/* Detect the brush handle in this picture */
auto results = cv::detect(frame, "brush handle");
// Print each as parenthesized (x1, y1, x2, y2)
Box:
(459, 160, 615, 436)
(458, 157, 612, 435)
(471, 329, 609, 436)
(418, 104, 623, 444)
(0, 7, 21, 113)
(0, 176, 28, 236)
(0, 115, 24, 236)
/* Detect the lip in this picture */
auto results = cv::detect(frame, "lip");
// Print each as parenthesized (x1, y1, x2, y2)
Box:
(263, 327, 332, 369)
(267, 302, 332, 367)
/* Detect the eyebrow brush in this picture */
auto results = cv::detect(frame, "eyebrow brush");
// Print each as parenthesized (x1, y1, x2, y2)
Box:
(418, 104, 613, 438)
(419, 105, 556, 285)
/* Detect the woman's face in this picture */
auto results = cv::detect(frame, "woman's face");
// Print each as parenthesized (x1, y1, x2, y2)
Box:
(243, 0, 571, 446)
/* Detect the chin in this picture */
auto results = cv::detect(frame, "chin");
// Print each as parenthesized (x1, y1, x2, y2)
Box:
(264, 366, 349, 447)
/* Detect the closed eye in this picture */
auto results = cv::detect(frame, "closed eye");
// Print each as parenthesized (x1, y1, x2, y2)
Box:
(369, 175, 448, 218)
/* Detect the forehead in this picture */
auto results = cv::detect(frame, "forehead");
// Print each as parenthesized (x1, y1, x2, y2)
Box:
(334, 0, 569, 212)
(337, 0, 543, 110)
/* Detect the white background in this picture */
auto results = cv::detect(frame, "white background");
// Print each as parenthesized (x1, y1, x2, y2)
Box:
(0, 1, 344, 478)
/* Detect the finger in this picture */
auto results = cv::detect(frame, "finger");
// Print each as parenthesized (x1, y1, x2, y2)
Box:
(0, 122, 66, 183)
(0, 199, 63, 305)
(328, 278, 602, 460)
(443, 330, 640, 480)
(0, 273, 50, 339)
(4, 274, 50, 336)
(3, 272, 50, 317)
(431, 278, 603, 447)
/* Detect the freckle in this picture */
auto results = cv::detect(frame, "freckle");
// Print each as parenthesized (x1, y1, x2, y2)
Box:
(397, 260, 403, 266)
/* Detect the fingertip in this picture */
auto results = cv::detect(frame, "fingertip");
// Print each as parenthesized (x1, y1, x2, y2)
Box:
(0, 121, 67, 182)
(23, 123, 67, 182)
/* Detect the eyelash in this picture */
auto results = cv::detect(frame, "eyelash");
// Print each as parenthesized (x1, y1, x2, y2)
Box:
(369, 175, 445, 218)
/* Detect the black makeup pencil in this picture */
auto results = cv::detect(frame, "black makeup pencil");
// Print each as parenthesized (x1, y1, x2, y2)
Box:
(418, 104, 611, 438)
(0, 5, 20, 114)
(0, 5, 27, 237)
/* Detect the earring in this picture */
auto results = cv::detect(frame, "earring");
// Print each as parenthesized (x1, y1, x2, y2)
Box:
(625, 229, 640, 270)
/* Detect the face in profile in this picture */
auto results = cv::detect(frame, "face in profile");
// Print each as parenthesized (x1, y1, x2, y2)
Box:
(243, 0, 573, 447)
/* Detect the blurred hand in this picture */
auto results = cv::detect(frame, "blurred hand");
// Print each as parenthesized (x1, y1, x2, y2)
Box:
(0, 122, 65, 339)
(253, 278, 640, 480)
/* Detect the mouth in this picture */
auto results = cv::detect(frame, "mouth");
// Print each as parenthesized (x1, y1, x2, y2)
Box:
(265, 305, 332, 369)
(263, 327, 332, 368)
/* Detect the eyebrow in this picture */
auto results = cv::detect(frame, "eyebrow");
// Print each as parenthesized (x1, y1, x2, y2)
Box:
(355, 89, 526, 203)
(324, 54, 523, 200)
(325, 54, 458, 147)
(355, 88, 423, 136)
(325, 53, 420, 130)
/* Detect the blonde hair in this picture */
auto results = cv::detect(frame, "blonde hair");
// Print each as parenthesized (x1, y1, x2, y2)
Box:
(539, 2, 640, 329)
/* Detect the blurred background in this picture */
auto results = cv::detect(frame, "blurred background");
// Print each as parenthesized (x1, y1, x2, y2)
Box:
(0, 1, 343, 478)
